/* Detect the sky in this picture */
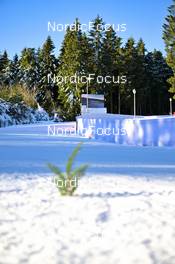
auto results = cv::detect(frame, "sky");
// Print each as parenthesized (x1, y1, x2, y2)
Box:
(0, 0, 172, 58)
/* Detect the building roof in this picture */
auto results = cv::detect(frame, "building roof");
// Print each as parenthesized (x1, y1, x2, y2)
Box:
(81, 94, 104, 101)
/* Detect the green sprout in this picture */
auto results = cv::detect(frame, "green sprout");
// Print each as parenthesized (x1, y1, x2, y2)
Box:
(48, 142, 88, 196)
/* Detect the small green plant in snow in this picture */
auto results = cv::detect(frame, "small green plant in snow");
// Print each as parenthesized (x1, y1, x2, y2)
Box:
(48, 142, 88, 196)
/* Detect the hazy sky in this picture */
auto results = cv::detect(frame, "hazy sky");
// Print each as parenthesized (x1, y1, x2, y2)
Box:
(0, 0, 172, 58)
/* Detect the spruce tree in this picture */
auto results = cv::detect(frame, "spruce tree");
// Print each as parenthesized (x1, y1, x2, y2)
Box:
(163, 0, 175, 97)
(145, 50, 172, 115)
(101, 26, 122, 113)
(19, 48, 38, 90)
(122, 37, 137, 114)
(79, 33, 93, 80)
(0, 51, 9, 87)
(5, 54, 20, 86)
(0, 51, 9, 71)
(89, 15, 105, 93)
(134, 39, 147, 115)
(37, 36, 58, 113)
(57, 19, 84, 120)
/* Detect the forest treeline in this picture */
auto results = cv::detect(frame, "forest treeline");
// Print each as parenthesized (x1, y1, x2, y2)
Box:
(0, 15, 174, 120)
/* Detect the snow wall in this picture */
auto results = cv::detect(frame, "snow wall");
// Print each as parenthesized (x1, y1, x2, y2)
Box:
(76, 114, 175, 147)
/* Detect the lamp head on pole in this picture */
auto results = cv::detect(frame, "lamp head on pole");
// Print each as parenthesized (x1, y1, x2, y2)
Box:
(132, 89, 136, 95)
(169, 98, 172, 102)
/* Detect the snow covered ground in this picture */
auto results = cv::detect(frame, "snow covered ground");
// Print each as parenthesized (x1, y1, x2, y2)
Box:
(0, 122, 175, 264)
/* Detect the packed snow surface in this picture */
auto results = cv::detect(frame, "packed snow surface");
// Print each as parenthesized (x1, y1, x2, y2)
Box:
(0, 122, 175, 264)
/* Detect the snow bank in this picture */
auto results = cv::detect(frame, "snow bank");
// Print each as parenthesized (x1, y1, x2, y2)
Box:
(0, 99, 49, 127)
(77, 114, 175, 147)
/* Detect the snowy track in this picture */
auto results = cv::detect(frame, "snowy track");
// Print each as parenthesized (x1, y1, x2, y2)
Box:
(0, 123, 175, 264)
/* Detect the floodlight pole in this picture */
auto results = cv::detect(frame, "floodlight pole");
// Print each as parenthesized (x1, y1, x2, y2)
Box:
(132, 89, 136, 118)
(118, 86, 120, 114)
(169, 98, 172, 115)
(86, 79, 89, 112)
